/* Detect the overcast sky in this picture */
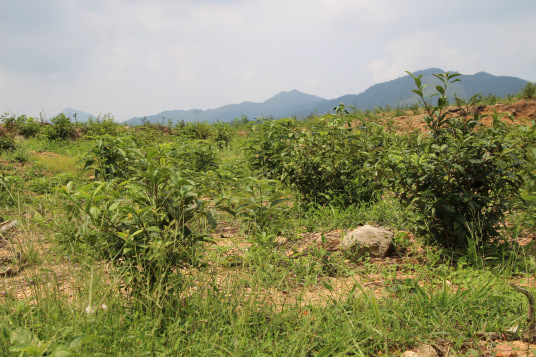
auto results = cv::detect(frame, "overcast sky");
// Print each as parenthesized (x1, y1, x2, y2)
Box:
(1, 0, 535, 122)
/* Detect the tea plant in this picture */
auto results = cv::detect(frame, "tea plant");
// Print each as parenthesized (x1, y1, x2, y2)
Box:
(248, 113, 386, 207)
(59, 148, 218, 293)
(81, 114, 122, 137)
(521, 81, 536, 99)
(226, 177, 291, 235)
(212, 121, 233, 148)
(82, 136, 138, 180)
(45, 113, 74, 141)
(383, 71, 526, 248)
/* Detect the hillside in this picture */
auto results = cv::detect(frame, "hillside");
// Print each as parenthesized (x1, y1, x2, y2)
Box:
(305, 68, 528, 114)
(125, 90, 326, 126)
(60, 108, 95, 122)
(116, 68, 528, 125)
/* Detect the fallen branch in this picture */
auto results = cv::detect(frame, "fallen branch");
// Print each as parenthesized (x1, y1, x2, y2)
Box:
(0, 219, 18, 234)
(0, 219, 17, 247)
(511, 283, 536, 343)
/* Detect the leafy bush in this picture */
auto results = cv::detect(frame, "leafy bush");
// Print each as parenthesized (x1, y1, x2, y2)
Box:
(172, 140, 219, 172)
(226, 177, 290, 235)
(59, 148, 218, 292)
(176, 121, 213, 139)
(212, 122, 233, 148)
(82, 136, 139, 180)
(0, 132, 15, 152)
(45, 113, 74, 141)
(1, 114, 41, 138)
(521, 81, 536, 99)
(81, 114, 122, 137)
(249, 114, 386, 207)
(382, 71, 525, 249)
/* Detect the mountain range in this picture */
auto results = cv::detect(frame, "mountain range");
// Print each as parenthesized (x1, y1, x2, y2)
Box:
(60, 68, 529, 125)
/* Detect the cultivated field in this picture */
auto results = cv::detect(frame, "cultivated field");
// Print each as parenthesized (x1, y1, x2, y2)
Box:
(1, 74, 536, 356)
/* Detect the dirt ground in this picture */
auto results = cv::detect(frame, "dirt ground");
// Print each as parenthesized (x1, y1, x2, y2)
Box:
(367, 99, 536, 133)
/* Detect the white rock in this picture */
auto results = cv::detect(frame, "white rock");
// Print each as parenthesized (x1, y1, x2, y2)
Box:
(340, 225, 393, 258)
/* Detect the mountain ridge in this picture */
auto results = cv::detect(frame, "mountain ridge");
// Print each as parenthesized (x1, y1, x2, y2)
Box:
(60, 69, 530, 125)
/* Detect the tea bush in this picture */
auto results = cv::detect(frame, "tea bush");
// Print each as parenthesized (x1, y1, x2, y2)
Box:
(382, 72, 525, 249)
(1, 114, 41, 138)
(226, 177, 290, 235)
(171, 139, 219, 172)
(248, 114, 387, 207)
(60, 147, 217, 292)
(176, 121, 213, 139)
(45, 113, 74, 141)
(521, 81, 536, 99)
(0, 132, 15, 152)
(81, 114, 122, 137)
(82, 136, 139, 180)
(212, 121, 233, 148)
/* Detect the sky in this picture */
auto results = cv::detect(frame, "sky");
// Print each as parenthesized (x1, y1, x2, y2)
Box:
(1, 0, 535, 122)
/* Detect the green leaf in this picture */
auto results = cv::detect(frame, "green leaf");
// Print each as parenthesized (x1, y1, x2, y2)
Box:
(322, 281, 334, 291)
(89, 206, 101, 219)
(207, 209, 219, 229)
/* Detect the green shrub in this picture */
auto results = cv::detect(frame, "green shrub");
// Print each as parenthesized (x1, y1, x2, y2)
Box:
(45, 113, 74, 141)
(212, 122, 233, 148)
(18, 115, 41, 138)
(82, 136, 139, 180)
(0, 133, 15, 152)
(226, 177, 290, 235)
(176, 121, 213, 139)
(1, 114, 41, 138)
(383, 71, 525, 249)
(81, 114, 122, 137)
(59, 148, 218, 293)
(521, 81, 536, 100)
(248, 114, 386, 207)
(173, 140, 219, 172)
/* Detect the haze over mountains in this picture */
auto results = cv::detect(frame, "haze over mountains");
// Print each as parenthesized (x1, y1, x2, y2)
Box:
(61, 69, 529, 125)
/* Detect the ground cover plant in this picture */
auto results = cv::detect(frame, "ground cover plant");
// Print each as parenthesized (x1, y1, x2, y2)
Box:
(1, 72, 536, 356)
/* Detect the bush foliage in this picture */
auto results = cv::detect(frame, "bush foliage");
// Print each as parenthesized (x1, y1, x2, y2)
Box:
(382, 72, 525, 248)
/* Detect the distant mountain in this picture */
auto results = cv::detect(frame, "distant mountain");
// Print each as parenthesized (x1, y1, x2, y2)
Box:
(125, 89, 326, 126)
(304, 68, 529, 114)
(60, 108, 95, 122)
(122, 69, 529, 125)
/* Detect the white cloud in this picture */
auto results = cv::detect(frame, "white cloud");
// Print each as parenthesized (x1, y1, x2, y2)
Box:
(0, 0, 535, 120)
(367, 31, 480, 83)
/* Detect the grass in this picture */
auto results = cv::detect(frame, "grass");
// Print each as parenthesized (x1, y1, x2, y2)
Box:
(1, 103, 536, 356)
(28, 153, 80, 175)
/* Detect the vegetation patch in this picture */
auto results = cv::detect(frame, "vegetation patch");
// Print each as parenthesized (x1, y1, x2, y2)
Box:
(1, 71, 536, 355)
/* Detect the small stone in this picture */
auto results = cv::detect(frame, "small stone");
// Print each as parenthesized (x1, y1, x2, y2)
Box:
(340, 225, 393, 258)
(415, 344, 438, 357)
(400, 351, 417, 357)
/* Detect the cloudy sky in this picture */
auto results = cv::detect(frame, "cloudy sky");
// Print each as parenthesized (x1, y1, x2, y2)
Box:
(1, 0, 535, 122)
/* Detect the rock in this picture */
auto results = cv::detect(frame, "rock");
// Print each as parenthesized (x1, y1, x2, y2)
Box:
(401, 351, 417, 357)
(415, 345, 438, 357)
(400, 345, 438, 357)
(340, 225, 393, 258)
